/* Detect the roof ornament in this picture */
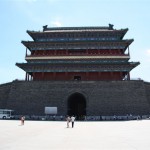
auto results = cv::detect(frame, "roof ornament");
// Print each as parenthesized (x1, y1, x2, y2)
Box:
(43, 25, 48, 31)
(109, 24, 114, 30)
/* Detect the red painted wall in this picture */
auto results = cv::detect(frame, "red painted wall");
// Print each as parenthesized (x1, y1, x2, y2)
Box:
(30, 49, 124, 56)
(33, 72, 124, 81)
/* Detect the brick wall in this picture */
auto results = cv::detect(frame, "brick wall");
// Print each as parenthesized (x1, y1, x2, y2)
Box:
(0, 82, 12, 108)
(0, 80, 150, 116)
(145, 82, 150, 107)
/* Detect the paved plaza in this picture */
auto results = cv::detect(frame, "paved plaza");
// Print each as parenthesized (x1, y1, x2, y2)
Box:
(0, 120, 150, 150)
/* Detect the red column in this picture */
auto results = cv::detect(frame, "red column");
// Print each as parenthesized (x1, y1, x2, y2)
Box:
(110, 72, 113, 80)
(119, 72, 122, 80)
(65, 72, 68, 80)
(54, 50, 56, 55)
(98, 72, 101, 80)
(86, 49, 88, 55)
(42, 72, 44, 80)
(86, 72, 89, 80)
(53, 72, 56, 80)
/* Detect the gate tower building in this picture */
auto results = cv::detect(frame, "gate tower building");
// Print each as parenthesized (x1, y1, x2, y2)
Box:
(1, 25, 149, 119)
(16, 24, 139, 81)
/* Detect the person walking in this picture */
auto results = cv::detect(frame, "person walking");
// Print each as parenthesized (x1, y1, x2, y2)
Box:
(21, 116, 25, 125)
(71, 116, 75, 128)
(66, 116, 71, 128)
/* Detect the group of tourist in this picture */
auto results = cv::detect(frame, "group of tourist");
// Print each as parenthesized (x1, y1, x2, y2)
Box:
(20, 115, 76, 128)
(66, 115, 75, 128)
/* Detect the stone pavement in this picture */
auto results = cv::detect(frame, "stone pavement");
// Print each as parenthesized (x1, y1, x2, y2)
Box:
(0, 120, 150, 150)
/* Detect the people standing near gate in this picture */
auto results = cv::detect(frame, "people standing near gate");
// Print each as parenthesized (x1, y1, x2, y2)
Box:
(66, 116, 71, 128)
(71, 115, 75, 128)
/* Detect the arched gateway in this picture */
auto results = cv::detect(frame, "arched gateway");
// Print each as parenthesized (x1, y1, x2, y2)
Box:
(67, 93, 86, 120)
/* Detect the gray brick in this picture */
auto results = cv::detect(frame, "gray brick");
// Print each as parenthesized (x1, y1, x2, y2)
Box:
(0, 80, 150, 116)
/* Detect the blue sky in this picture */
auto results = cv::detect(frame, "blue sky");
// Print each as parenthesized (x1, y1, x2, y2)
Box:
(0, 0, 150, 84)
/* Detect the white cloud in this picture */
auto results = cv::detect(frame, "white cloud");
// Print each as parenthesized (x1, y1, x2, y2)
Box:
(51, 21, 62, 27)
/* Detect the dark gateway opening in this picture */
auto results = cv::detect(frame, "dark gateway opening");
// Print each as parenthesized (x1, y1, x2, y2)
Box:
(67, 93, 86, 120)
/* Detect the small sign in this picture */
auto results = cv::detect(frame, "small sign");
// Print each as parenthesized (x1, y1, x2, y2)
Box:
(45, 107, 57, 115)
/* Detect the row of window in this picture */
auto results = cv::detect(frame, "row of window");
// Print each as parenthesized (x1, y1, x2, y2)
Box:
(36, 37, 118, 42)
(30, 46, 125, 50)
(36, 32, 121, 39)
(31, 49, 124, 55)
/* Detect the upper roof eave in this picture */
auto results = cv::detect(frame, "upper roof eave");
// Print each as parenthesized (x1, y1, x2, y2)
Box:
(43, 25, 113, 31)
(21, 39, 133, 51)
(27, 28, 128, 34)
(26, 28, 128, 41)
(22, 39, 133, 44)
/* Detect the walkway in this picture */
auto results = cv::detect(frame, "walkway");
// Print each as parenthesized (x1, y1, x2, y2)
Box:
(0, 120, 150, 150)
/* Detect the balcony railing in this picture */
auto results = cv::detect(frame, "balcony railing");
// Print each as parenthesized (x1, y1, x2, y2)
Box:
(26, 53, 129, 57)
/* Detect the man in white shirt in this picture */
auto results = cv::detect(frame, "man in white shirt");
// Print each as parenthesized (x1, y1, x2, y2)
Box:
(71, 116, 75, 128)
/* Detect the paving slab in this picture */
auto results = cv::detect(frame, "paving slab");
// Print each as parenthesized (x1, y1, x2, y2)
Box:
(0, 120, 150, 150)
